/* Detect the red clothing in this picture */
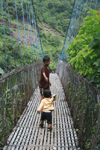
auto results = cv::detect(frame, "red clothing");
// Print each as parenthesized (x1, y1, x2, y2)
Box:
(39, 65, 50, 88)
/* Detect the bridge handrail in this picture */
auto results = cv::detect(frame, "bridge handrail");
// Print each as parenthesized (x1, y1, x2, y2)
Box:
(0, 61, 42, 147)
(56, 61, 100, 150)
(0, 62, 42, 82)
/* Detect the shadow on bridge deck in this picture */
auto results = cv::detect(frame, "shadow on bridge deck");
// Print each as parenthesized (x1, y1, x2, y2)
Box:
(4, 74, 79, 150)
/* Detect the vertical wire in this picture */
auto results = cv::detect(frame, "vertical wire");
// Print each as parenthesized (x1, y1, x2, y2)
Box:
(26, 0, 33, 63)
(73, 0, 83, 38)
(31, 0, 44, 60)
(83, 0, 89, 18)
(90, 0, 92, 8)
(27, 0, 31, 51)
(28, 1, 34, 56)
(38, 31, 44, 59)
(30, 1, 41, 60)
(86, 0, 88, 4)
(35, 18, 38, 59)
(14, 0, 23, 67)
(6, 0, 17, 68)
(31, 0, 40, 61)
(21, 0, 29, 64)
(30, 1, 37, 59)
(29, 12, 33, 55)
(95, 0, 98, 10)
(30, 2, 35, 58)
(27, 0, 31, 48)
(33, 12, 36, 59)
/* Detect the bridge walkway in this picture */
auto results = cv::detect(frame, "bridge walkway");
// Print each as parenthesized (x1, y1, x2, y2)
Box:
(4, 73, 78, 150)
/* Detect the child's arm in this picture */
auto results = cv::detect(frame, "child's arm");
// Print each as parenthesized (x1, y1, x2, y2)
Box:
(51, 95, 56, 102)
(43, 72, 48, 81)
(43, 72, 51, 86)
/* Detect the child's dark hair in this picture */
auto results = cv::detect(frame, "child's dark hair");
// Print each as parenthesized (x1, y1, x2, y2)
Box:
(44, 90, 51, 98)
(43, 55, 50, 63)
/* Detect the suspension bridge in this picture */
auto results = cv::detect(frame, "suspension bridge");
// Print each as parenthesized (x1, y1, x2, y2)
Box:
(0, 0, 100, 150)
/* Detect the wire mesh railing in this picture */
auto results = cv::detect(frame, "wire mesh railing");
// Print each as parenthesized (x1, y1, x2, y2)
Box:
(56, 61, 100, 150)
(0, 62, 42, 148)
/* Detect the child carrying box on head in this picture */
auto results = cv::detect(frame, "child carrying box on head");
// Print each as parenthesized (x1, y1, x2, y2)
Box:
(37, 90, 56, 132)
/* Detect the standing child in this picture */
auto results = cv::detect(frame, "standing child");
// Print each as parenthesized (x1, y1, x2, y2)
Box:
(39, 55, 51, 102)
(37, 90, 56, 131)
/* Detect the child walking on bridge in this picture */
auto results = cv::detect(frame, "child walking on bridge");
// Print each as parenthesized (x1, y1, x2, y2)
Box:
(39, 55, 51, 102)
(37, 90, 56, 131)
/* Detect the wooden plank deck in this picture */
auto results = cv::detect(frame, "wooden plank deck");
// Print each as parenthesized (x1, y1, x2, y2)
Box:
(4, 74, 79, 150)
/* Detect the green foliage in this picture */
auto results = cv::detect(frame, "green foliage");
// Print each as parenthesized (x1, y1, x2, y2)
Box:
(33, 0, 74, 35)
(66, 9, 100, 88)
(65, 76, 99, 149)
(0, 27, 39, 72)
(0, 0, 69, 71)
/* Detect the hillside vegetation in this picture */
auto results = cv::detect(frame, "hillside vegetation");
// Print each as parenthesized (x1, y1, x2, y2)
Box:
(33, 0, 74, 35)
(0, 0, 75, 72)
